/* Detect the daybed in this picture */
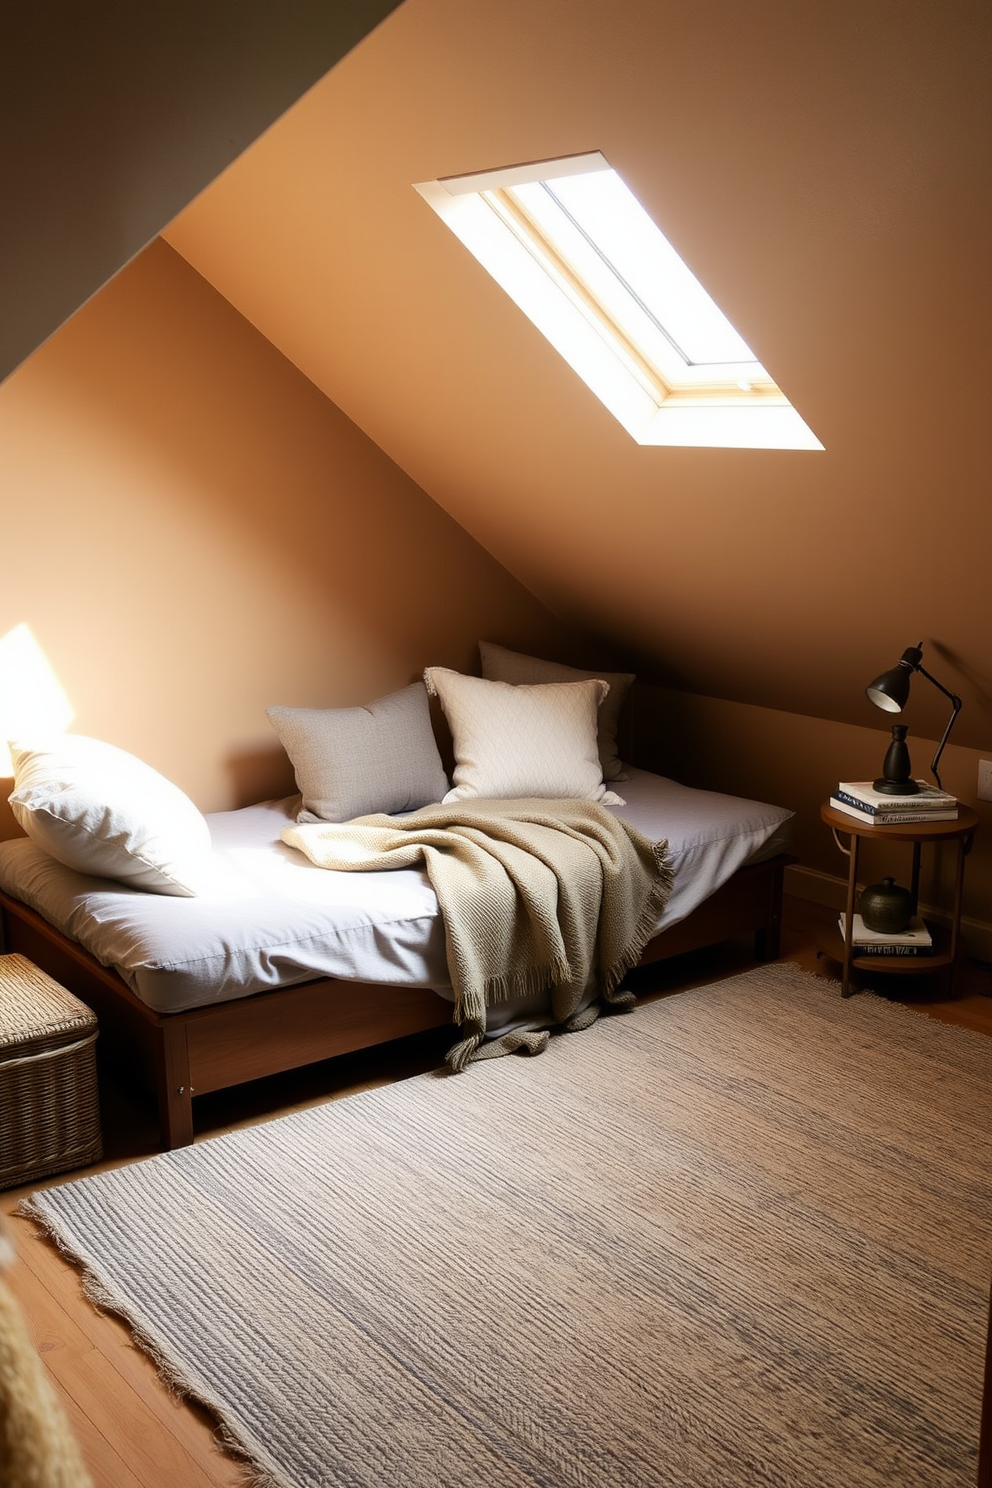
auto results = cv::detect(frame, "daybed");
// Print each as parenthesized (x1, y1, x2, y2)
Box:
(0, 652, 794, 1149)
(0, 768, 792, 1149)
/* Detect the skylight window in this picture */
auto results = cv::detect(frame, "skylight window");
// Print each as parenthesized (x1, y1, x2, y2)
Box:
(415, 154, 822, 451)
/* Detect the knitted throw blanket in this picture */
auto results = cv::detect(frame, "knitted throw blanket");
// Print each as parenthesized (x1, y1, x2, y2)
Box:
(282, 798, 673, 1070)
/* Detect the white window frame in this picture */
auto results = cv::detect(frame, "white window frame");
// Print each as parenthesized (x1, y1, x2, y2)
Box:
(415, 154, 823, 451)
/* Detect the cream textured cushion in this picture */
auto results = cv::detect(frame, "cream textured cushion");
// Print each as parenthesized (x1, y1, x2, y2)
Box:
(478, 641, 634, 781)
(267, 683, 449, 824)
(7, 735, 213, 896)
(423, 668, 625, 806)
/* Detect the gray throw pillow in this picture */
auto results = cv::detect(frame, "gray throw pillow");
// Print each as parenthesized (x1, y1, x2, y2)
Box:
(267, 683, 449, 823)
(478, 641, 634, 781)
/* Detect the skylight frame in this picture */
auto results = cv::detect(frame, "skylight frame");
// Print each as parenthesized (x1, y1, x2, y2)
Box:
(415, 153, 823, 452)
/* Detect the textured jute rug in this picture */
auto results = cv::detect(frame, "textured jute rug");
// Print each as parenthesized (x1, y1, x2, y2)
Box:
(24, 963, 992, 1488)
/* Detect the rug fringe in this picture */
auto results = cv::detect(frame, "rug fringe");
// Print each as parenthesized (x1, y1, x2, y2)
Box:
(17, 1195, 299, 1488)
(212, 1424, 295, 1488)
(769, 959, 992, 1063)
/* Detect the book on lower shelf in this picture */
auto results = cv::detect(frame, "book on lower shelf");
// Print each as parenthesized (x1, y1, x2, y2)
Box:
(838, 912, 934, 955)
(835, 781, 957, 814)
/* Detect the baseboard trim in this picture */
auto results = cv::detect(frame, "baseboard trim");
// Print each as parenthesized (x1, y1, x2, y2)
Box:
(785, 864, 992, 965)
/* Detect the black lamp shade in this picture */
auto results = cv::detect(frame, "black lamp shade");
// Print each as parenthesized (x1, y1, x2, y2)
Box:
(865, 645, 922, 713)
(866, 668, 910, 711)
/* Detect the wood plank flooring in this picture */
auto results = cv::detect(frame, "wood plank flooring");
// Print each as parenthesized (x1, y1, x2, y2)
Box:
(3, 894, 990, 1487)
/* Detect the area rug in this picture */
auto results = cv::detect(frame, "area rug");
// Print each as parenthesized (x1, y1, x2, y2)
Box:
(24, 963, 992, 1488)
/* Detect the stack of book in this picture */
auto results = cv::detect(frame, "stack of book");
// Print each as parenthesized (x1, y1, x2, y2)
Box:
(829, 780, 958, 825)
(838, 912, 934, 957)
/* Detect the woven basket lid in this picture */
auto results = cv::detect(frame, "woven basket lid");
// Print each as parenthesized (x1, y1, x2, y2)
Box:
(0, 954, 97, 1058)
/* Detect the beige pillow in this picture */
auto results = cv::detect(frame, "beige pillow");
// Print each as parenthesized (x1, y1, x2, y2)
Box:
(423, 667, 624, 806)
(478, 641, 634, 781)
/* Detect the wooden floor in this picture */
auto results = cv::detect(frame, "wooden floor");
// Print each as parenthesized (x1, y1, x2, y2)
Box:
(3, 894, 990, 1487)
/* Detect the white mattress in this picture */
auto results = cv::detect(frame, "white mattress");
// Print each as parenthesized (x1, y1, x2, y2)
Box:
(0, 769, 792, 1019)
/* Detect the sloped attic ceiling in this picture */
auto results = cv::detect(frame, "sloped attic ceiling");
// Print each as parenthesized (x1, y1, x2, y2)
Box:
(164, 0, 992, 748)
(0, 0, 404, 385)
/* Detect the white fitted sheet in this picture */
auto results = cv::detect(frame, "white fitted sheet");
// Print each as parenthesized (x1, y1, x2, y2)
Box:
(0, 769, 792, 1018)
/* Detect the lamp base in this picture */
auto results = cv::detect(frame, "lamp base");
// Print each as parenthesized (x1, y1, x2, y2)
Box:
(872, 776, 921, 796)
(873, 723, 919, 795)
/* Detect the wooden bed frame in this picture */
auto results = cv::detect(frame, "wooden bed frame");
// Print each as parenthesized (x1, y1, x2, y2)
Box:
(0, 854, 787, 1150)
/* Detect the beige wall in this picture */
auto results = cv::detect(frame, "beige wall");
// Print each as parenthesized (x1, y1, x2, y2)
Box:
(0, 239, 570, 823)
(2, 217, 988, 960)
(164, 0, 992, 754)
(627, 686, 992, 953)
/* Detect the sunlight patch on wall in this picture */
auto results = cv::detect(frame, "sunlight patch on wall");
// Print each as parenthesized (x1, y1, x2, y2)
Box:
(0, 624, 75, 773)
(416, 153, 823, 452)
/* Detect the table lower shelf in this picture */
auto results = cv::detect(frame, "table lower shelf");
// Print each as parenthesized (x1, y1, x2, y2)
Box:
(817, 921, 958, 976)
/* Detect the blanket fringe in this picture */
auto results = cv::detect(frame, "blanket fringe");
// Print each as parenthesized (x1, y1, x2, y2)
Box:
(448, 836, 674, 1069)
(480, 954, 573, 1008)
(472, 1028, 551, 1061)
(445, 1027, 486, 1073)
(445, 1022, 552, 1072)
(451, 954, 571, 1035)
(562, 1003, 601, 1034)
(601, 838, 675, 1003)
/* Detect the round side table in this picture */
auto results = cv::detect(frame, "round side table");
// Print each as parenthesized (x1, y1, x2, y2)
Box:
(819, 800, 979, 998)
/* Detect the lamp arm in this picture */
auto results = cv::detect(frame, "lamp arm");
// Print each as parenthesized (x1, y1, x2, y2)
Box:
(917, 665, 963, 790)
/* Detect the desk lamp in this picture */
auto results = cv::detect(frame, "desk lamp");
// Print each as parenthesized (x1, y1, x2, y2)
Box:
(865, 642, 962, 794)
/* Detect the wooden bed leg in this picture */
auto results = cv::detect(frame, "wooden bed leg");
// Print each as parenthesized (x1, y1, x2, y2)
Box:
(156, 1020, 194, 1150)
(754, 859, 786, 961)
(754, 919, 780, 962)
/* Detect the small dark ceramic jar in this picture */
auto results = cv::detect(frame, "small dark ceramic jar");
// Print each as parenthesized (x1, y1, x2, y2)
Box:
(859, 877, 914, 934)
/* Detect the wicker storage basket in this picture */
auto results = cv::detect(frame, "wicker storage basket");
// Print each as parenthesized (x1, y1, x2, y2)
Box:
(0, 954, 102, 1189)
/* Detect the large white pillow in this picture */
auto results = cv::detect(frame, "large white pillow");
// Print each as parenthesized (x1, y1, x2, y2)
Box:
(423, 668, 625, 806)
(7, 735, 213, 896)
